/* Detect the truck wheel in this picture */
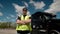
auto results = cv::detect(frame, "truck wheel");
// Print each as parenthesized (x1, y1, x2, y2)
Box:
(50, 30, 59, 34)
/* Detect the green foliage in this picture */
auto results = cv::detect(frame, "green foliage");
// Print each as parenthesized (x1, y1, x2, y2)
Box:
(0, 22, 16, 29)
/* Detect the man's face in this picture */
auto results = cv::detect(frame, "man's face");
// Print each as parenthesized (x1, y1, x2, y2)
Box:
(23, 10, 27, 15)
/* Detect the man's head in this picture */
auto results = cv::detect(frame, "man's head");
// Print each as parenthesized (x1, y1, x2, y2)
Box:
(22, 8, 27, 15)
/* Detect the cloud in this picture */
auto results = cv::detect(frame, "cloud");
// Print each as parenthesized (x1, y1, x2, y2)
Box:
(0, 20, 2, 22)
(45, 0, 60, 14)
(29, 0, 45, 9)
(12, 3, 31, 16)
(6, 17, 10, 19)
(0, 12, 3, 16)
(10, 15, 15, 17)
(0, 3, 3, 8)
(11, 19, 15, 22)
(29, 0, 34, 3)
(3, 19, 6, 21)
(0, 4, 3, 16)
(12, 3, 25, 16)
(24, 2, 28, 7)
(34, 1, 45, 9)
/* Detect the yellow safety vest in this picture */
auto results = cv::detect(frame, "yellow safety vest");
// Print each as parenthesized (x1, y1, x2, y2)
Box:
(16, 15, 32, 31)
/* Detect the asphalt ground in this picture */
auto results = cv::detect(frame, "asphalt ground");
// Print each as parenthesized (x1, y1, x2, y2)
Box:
(0, 29, 17, 34)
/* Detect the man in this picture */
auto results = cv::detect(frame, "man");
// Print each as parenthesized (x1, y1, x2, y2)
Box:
(16, 8, 32, 34)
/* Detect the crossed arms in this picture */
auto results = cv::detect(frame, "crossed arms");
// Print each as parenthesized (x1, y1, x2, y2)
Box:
(16, 19, 31, 24)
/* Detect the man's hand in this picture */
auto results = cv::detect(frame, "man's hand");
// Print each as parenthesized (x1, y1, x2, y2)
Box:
(16, 20, 25, 24)
(22, 19, 31, 24)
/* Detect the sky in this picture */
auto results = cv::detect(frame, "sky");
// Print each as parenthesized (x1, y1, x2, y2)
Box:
(0, 0, 60, 22)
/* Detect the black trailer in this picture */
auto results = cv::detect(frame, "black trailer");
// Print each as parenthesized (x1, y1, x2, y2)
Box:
(31, 12, 60, 34)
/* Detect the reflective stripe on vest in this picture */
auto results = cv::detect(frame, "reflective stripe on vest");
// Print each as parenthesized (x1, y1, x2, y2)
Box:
(16, 15, 32, 31)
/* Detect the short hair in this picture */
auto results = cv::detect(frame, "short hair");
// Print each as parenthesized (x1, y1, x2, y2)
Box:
(23, 8, 27, 11)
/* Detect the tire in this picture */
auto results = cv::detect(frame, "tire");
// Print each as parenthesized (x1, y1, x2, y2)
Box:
(50, 30, 59, 34)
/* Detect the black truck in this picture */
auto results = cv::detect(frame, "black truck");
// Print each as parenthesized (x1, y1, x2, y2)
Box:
(31, 12, 60, 34)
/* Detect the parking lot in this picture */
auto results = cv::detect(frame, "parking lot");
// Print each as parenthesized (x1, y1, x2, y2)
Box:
(0, 29, 17, 34)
